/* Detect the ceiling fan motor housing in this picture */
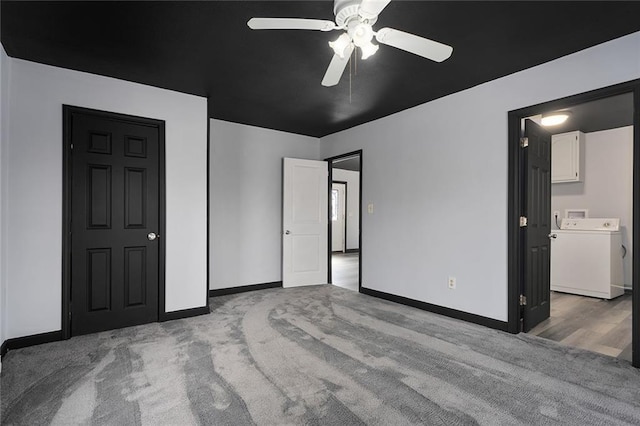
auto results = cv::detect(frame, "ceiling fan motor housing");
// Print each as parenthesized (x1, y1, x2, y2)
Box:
(334, 0, 377, 27)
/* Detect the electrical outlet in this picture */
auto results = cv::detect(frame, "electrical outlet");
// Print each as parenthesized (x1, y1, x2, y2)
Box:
(367, 203, 374, 214)
(553, 210, 560, 219)
(448, 276, 456, 289)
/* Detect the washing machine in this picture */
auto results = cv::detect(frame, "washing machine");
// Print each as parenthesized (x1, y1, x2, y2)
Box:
(550, 218, 624, 299)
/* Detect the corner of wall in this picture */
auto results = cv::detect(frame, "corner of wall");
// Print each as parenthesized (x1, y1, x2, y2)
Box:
(0, 42, 10, 362)
(209, 120, 322, 290)
(0, 44, 3, 369)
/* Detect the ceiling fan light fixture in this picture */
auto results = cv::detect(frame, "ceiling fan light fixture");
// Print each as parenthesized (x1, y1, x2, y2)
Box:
(360, 41, 379, 60)
(541, 111, 572, 126)
(329, 33, 352, 58)
(351, 23, 374, 47)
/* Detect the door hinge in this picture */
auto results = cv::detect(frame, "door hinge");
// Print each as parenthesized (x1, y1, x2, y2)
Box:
(520, 137, 529, 148)
(70, 143, 74, 150)
(519, 216, 528, 227)
(520, 295, 527, 306)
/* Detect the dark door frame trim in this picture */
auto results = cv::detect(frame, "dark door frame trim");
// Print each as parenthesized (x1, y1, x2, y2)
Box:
(325, 150, 363, 292)
(331, 180, 348, 253)
(205, 117, 211, 309)
(507, 79, 640, 368)
(62, 105, 167, 339)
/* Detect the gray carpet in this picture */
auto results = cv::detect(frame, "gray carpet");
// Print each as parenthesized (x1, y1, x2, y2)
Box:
(1, 285, 639, 425)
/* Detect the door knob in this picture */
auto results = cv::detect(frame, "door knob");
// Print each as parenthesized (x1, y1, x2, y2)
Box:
(147, 232, 159, 241)
(285, 230, 291, 235)
(548, 233, 557, 239)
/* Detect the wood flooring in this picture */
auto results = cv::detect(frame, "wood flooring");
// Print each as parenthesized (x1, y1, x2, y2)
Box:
(331, 252, 359, 292)
(529, 291, 632, 362)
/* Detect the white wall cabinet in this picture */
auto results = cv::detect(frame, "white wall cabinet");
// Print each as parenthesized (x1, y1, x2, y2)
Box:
(552, 130, 584, 183)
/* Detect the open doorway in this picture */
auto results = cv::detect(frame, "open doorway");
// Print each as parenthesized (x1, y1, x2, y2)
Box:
(508, 81, 640, 368)
(326, 151, 362, 292)
(528, 94, 633, 362)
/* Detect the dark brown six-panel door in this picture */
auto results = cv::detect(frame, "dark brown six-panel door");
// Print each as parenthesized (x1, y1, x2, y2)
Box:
(67, 107, 162, 336)
(523, 119, 552, 332)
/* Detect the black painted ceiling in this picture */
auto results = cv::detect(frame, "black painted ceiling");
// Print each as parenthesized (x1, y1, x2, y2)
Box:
(2, 1, 640, 137)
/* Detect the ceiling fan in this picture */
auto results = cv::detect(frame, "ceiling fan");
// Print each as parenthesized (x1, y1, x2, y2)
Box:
(247, 0, 453, 87)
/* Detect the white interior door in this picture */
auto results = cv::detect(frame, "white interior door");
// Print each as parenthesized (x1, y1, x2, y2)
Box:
(331, 182, 346, 252)
(283, 158, 328, 287)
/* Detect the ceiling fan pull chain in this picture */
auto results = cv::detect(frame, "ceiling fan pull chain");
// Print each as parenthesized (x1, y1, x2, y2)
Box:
(349, 49, 352, 103)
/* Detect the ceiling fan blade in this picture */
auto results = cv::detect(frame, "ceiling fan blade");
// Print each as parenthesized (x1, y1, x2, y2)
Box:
(247, 18, 337, 31)
(321, 44, 355, 87)
(375, 27, 453, 62)
(359, 0, 392, 20)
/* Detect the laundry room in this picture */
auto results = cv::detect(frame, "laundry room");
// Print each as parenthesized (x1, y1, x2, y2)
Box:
(549, 96, 633, 293)
(526, 92, 634, 362)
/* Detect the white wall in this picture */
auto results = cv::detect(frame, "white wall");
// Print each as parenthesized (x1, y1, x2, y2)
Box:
(320, 32, 640, 322)
(0, 44, 10, 364)
(552, 126, 633, 288)
(333, 169, 360, 250)
(4, 58, 208, 339)
(210, 119, 320, 290)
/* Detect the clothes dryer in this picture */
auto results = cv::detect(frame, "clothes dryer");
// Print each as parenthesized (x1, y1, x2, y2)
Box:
(550, 218, 624, 299)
